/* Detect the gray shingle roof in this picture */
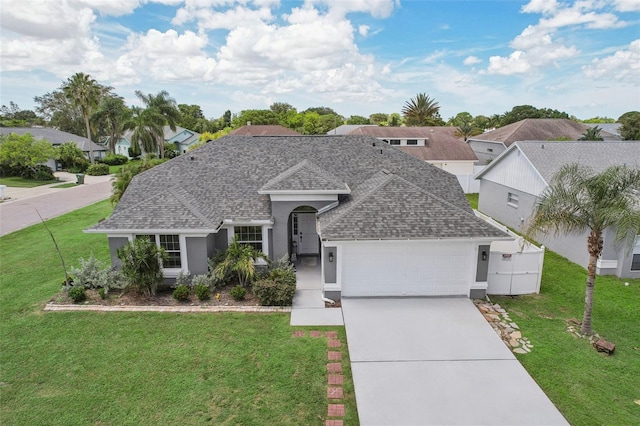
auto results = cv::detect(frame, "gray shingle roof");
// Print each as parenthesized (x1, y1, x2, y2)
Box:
(0, 127, 106, 152)
(259, 159, 350, 193)
(516, 140, 640, 183)
(93, 135, 506, 240)
(469, 119, 590, 147)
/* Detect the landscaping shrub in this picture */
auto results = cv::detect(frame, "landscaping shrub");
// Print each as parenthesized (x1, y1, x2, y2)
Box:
(252, 278, 296, 306)
(194, 283, 210, 301)
(230, 285, 246, 301)
(100, 153, 128, 166)
(117, 237, 167, 296)
(33, 165, 55, 181)
(98, 287, 106, 299)
(68, 286, 86, 303)
(86, 163, 109, 176)
(173, 284, 190, 301)
(71, 254, 108, 289)
(67, 159, 89, 173)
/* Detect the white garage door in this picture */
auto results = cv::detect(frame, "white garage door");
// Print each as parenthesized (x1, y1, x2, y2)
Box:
(341, 241, 474, 297)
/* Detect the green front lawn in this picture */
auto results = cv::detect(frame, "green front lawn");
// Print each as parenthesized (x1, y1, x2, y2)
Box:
(0, 176, 59, 187)
(492, 251, 640, 425)
(109, 164, 123, 174)
(0, 202, 357, 425)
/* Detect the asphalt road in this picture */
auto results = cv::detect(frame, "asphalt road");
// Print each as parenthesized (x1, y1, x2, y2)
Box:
(0, 174, 112, 237)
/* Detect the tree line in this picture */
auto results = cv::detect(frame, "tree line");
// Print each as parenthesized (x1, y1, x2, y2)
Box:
(2, 72, 640, 160)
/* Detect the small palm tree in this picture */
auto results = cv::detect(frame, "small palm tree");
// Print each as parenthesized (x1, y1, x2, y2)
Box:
(579, 126, 604, 141)
(135, 90, 181, 158)
(62, 73, 103, 164)
(122, 106, 164, 155)
(215, 239, 267, 287)
(402, 93, 441, 126)
(526, 164, 640, 335)
(454, 121, 479, 141)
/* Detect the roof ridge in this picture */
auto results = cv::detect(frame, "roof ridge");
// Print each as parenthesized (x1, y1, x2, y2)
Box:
(320, 171, 394, 230)
(168, 186, 217, 227)
(260, 158, 347, 192)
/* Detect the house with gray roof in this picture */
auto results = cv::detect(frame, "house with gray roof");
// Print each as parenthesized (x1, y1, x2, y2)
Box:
(475, 140, 640, 278)
(88, 135, 511, 299)
(468, 119, 621, 164)
(0, 127, 107, 169)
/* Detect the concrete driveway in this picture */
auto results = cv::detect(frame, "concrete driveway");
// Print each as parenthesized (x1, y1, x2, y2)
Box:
(341, 298, 568, 426)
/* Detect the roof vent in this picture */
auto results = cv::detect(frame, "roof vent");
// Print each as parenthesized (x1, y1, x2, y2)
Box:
(541, 144, 544, 149)
(372, 142, 376, 147)
(190, 156, 195, 160)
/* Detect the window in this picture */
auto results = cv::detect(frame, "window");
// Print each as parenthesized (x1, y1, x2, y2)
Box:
(406, 139, 418, 145)
(631, 254, 640, 271)
(507, 192, 519, 207)
(235, 226, 263, 251)
(135, 234, 181, 268)
(389, 139, 401, 145)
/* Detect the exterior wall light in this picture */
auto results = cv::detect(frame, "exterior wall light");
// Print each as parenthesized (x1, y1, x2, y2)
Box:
(329, 252, 334, 262)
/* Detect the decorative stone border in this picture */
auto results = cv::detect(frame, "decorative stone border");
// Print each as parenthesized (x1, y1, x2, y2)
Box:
(293, 329, 347, 426)
(44, 303, 292, 313)
(474, 300, 534, 354)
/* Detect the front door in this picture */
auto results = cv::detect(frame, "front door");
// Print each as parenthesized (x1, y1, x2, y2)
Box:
(295, 213, 319, 255)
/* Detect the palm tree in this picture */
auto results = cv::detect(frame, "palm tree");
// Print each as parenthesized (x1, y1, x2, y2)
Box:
(454, 121, 479, 141)
(135, 90, 181, 158)
(579, 126, 604, 141)
(62, 73, 102, 164)
(93, 96, 129, 154)
(121, 106, 164, 156)
(401, 93, 441, 126)
(526, 164, 640, 335)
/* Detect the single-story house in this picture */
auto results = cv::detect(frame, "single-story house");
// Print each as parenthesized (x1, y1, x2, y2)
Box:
(0, 127, 107, 169)
(87, 135, 511, 299)
(115, 126, 201, 158)
(346, 126, 478, 176)
(229, 124, 301, 136)
(467, 119, 621, 165)
(475, 140, 640, 279)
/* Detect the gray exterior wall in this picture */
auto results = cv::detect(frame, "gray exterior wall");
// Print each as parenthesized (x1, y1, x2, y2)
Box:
(213, 229, 228, 255)
(271, 200, 335, 260)
(108, 237, 129, 269)
(323, 247, 337, 283)
(468, 140, 506, 165)
(479, 179, 640, 278)
(186, 237, 209, 276)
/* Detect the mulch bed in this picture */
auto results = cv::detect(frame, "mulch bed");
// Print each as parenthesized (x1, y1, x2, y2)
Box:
(49, 284, 260, 307)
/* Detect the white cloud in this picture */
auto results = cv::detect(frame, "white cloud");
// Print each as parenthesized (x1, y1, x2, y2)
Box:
(116, 29, 217, 84)
(308, 0, 397, 19)
(463, 56, 482, 66)
(483, 0, 627, 75)
(613, 0, 640, 12)
(582, 39, 640, 82)
(75, 0, 142, 16)
(359, 25, 370, 36)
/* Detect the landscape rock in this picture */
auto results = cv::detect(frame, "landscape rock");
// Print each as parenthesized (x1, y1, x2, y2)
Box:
(593, 339, 615, 355)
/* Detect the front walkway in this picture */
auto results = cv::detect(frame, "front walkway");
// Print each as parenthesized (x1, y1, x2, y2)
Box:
(290, 256, 344, 326)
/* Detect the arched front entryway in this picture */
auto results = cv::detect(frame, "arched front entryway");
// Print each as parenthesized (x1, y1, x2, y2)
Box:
(288, 206, 320, 261)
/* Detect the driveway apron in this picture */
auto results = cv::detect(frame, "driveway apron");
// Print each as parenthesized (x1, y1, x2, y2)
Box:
(341, 298, 568, 426)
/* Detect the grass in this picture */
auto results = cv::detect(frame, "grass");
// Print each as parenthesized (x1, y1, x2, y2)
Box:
(50, 182, 78, 189)
(491, 250, 640, 425)
(109, 164, 124, 174)
(0, 176, 59, 187)
(465, 193, 479, 210)
(0, 201, 358, 425)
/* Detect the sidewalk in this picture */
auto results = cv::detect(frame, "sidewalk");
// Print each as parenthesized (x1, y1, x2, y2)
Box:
(0, 172, 113, 237)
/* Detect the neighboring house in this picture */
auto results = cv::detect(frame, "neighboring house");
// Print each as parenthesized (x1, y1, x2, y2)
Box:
(585, 122, 622, 138)
(346, 126, 480, 193)
(467, 119, 621, 164)
(115, 126, 201, 158)
(475, 140, 640, 279)
(0, 127, 107, 169)
(87, 135, 511, 299)
(229, 124, 301, 136)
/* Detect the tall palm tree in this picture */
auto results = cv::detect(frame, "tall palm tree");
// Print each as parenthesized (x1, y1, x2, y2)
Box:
(135, 90, 180, 158)
(93, 96, 129, 154)
(401, 93, 441, 126)
(121, 106, 164, 156)
(62, 73, 102, 163)
(526, 164, 640, 335)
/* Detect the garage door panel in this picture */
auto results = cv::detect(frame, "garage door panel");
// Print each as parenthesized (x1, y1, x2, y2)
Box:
(341, 242, 472, 297)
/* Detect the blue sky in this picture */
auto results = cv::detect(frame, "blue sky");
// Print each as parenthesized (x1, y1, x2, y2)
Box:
(1, 0, 639, 121)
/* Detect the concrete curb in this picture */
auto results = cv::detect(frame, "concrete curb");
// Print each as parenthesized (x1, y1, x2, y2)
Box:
(43, 303, 292, 313)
